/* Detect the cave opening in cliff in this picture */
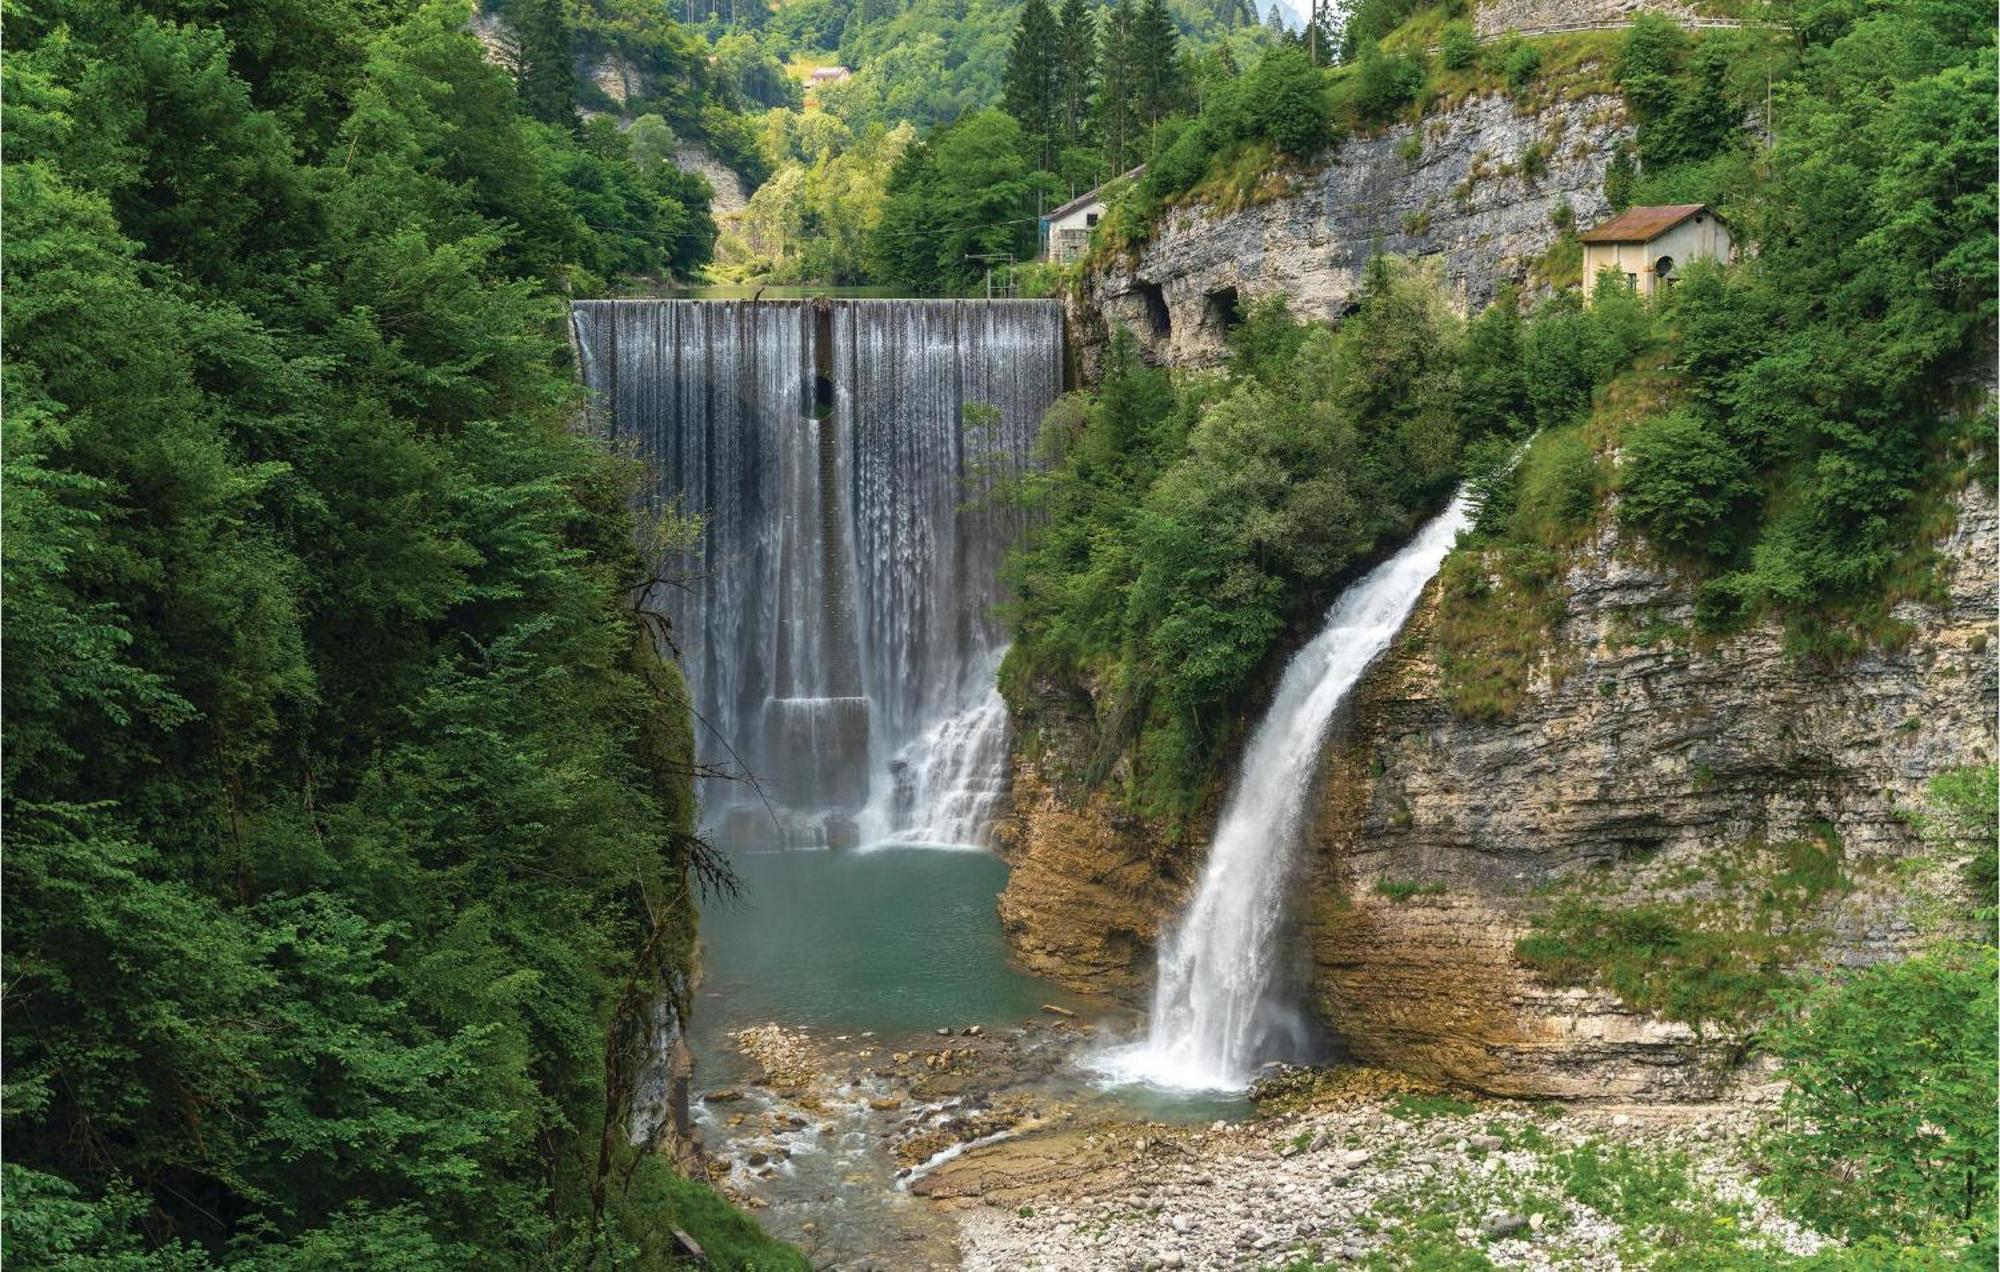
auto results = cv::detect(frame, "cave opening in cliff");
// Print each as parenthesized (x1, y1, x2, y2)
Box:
(1206, 286, 1242, 335)
(1135, 280, 1170, 339)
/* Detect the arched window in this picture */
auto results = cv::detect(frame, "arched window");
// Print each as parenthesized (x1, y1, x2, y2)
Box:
(1655, 254, 1675, 278)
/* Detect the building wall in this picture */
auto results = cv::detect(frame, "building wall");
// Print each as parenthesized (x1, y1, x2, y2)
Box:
(1046, 202, 1103, 263)
(1582, 213, 1731, 298)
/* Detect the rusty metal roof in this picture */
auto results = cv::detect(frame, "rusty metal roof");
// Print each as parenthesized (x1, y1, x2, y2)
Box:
(1577, 204, 1711, 243)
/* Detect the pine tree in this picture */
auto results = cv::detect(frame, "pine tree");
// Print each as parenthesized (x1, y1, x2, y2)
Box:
(1095, 0, 1137, 173)
(1131, 0, 1180, 134)
(1057, 0, 1098, 149)
(1004, 0, 1063, 169)
(512, 0, 577, 127)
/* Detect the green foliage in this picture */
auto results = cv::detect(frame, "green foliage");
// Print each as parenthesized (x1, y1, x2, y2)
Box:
(868, 109, 1042, 294)
(1615, 17, 1741, 169)
(1604, 4, 1995, 629)
(1502, 39, 1541, 90)
(1131, 44, 1333, 219)
(1763, 946, 1998, 1259)
(1458, 290, 1531, 436)
(1005, 260, 1474, 822)
(1338, 0, 1425, 61)
(719, 116, 915, 283)
(1440, 21, 1477, 72)
(1375, 878, 1447, 902)
(1003, 0, 1063, 165)
(1617, 408, 1755, 558)
(1514, 834, 1851, 1030)
(1516, 900, 1792, 1030)
(1510, 429, 1605, 547)
(1386, 1092, 1479, 1120)
(2, 0, 787, 1264)
(571, 0, 771, 184)
(511, 0, 578, 126)
(1917, 765, 2000, 917)
(1351, 44, 1426, 123)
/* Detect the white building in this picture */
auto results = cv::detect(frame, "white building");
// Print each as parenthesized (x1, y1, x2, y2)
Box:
(1578, 203, 1735, 300)
(1039, 169, 1142, 264)
(1041, 188, 1107, 264)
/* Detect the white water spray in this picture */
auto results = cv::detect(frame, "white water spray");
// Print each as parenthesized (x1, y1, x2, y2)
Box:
(1100, 492, 1474, 1092)
(570, 300, 1058, 849)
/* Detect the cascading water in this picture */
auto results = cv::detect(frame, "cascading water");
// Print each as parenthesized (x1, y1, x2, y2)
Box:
(1100, 491, 1474, 1091)
(569, 299, 1061, 848)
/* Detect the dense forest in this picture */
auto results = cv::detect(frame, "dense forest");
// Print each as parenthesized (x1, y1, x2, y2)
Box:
(709, 0, 1284, 285)
(3, 0, 803, 1266)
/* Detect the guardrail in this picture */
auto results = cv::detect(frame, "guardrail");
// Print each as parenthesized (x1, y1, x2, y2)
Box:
(1478, 16, 1789, 41)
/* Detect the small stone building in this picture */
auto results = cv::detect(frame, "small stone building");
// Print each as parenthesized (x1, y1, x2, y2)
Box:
(1578, 203, 1733, 299)
(1040, 169, 1143, 264)
(1041, 187, 1110, 264)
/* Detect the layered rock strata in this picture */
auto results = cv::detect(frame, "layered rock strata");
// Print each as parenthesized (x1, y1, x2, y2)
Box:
(997, 489, 1997, 1098)
(1073, 92, 1630, 370)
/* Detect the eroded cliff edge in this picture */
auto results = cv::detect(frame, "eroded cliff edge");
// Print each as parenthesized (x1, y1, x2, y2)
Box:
(1071, 90, 1630, 371)
(997, 487, 1997, 1098)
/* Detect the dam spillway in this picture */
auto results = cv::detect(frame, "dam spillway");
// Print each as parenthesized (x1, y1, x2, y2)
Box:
(570, 298, 1063, 847)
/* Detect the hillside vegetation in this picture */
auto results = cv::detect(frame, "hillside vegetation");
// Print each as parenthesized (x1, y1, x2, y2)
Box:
(711, 0, 1281, 284)
(3, 0, 801, 1266)
(997, 5, 1995, 1257)
(1007, 0, 1993, 816)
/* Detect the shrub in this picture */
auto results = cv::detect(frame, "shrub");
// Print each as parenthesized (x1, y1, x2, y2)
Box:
(1244, 45, 1334, 157)
(1440, 21, 1477, 71)
(1504, 40, 1543, 90)
(1603, 149, 1636, 209)
(1352, 45, 1426, 123)
(1763, 946, 1998, 1258)
(1618, 408, 1754, 557)
(1511, 428, 1602, 544)
(1137, 46, 1331, 207)
(1518, 286, 1659, 431)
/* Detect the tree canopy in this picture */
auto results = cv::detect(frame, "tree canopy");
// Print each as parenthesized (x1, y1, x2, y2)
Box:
(3, 0, 797, 1265)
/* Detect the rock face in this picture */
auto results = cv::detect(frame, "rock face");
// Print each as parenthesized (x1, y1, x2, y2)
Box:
(1072, 92, 1630, 370)
(672, 143, 751, 215)
(467, 5, 750, 215)
(997, 489, 1997, 1098)
(1474, 0, 1694, 38)
(1301, 487, 1997, 1098)
(993, 690, 1190, 998)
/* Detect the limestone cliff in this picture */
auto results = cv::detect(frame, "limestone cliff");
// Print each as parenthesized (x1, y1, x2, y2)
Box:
(997, 488, 1997, 1098)
(993, 687, 1192, 998)
(1071, 91, 1630, 371)
(1300, 486, 1995, 1098)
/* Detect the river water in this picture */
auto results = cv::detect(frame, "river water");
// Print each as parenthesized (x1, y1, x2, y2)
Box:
(693, 846, 1088, 1068)
(687, 844, 1244, 1268)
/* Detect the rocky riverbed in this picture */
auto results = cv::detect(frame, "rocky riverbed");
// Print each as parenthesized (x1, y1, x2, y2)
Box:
(692, 1015, 1836, 1271)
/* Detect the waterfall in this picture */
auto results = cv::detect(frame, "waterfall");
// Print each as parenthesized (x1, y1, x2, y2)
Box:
(1100, 492, 1474, 1091)
(569, 299, 1062, 848)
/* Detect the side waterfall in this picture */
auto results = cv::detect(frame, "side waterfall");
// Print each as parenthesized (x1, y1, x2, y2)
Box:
(570, 299, 1062, 848)
(1101, 492, 1474, 1091)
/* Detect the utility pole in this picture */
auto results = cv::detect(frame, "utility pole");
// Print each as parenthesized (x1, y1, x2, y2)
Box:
(967, 252, 1018, 298)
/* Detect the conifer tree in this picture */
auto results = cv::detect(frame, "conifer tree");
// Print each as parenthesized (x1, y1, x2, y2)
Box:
(1003, 0, 1063, 168)
(1057, 0, 1099, 148)
(512, 0, 577, 127)
(1095, 0, 1137, 172)
(1132, 0, 1181, 134)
